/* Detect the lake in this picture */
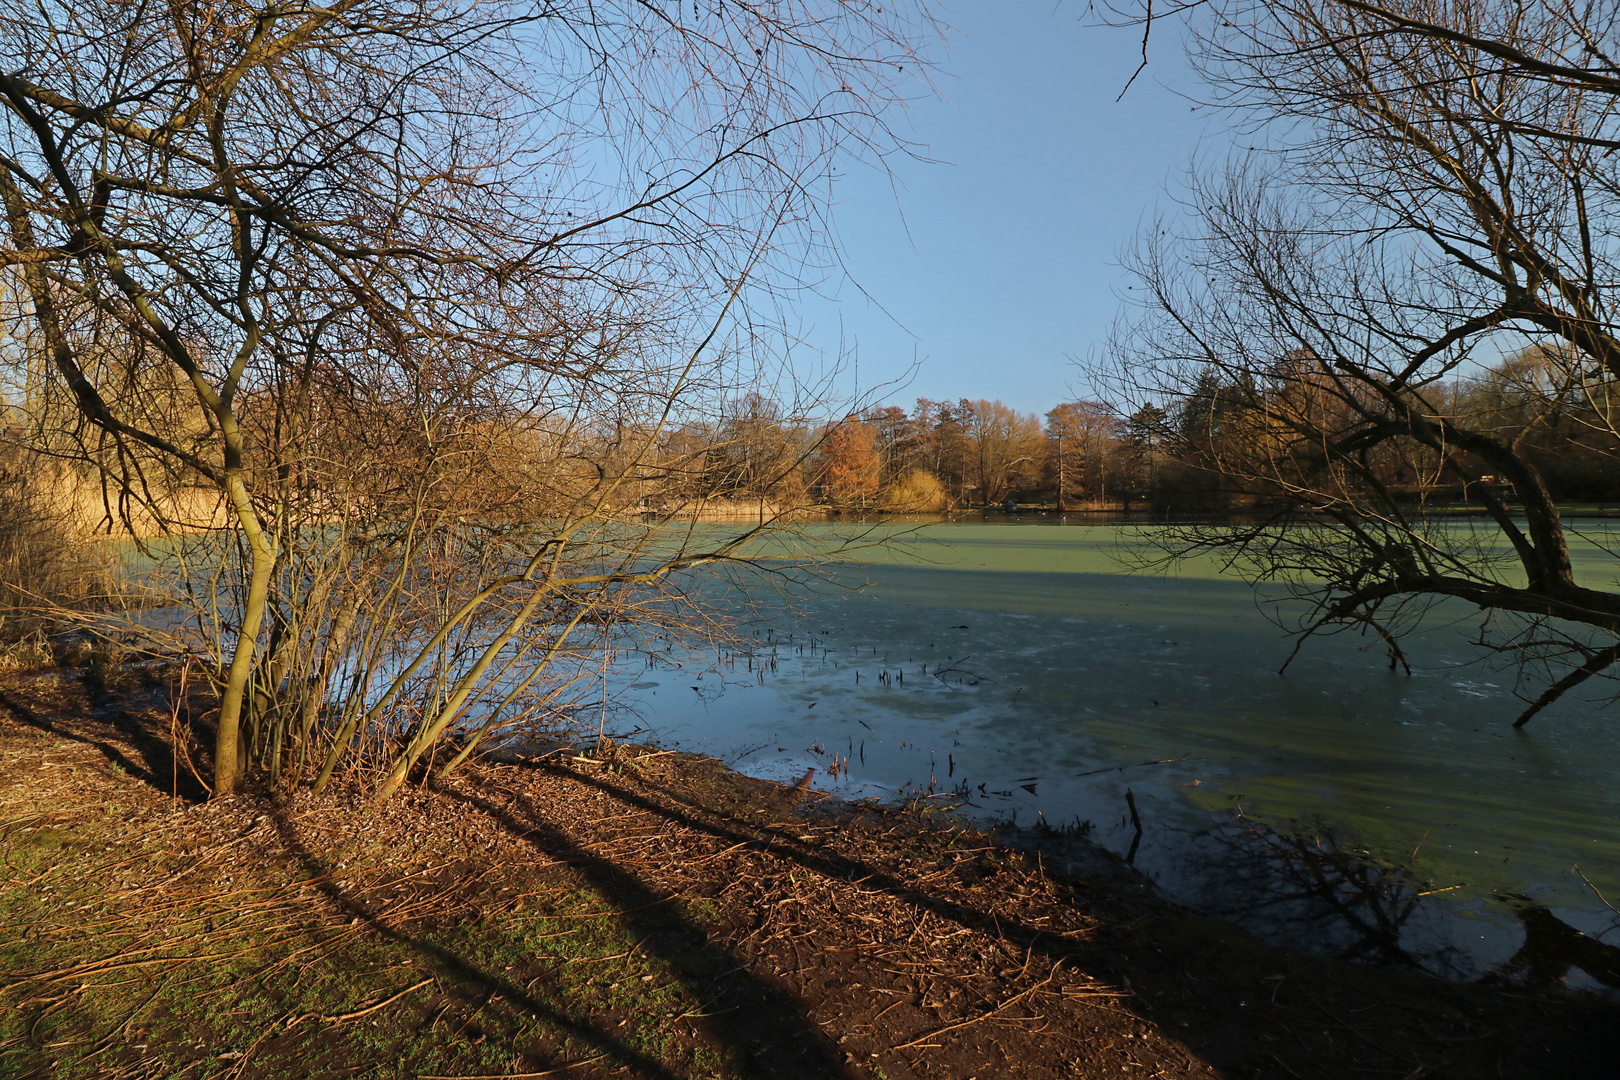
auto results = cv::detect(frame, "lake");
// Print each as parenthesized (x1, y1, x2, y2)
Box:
(617, 518, 1620, 988)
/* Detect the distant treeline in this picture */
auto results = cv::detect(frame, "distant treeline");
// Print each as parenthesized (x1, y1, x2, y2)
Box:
(717, 347, 1620, 512)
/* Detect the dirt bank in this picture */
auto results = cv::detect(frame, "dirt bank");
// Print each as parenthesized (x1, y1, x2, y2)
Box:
(2, 667, 1616, 1079)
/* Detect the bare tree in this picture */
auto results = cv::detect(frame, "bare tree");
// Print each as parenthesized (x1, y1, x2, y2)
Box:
(1046, 399, 1120, 506)
(1107, 0, 1620, 723)
(965, 399, 1044, 505)
(0, 0, 936, 794)
(914, 397, 973, 505)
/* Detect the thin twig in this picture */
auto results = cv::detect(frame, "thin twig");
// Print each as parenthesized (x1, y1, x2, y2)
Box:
(300, 978, 436, 1025)
(892, 961, 1063, 1050)
(418, 1052, 610, 1079)
(1574, 864, 1620, 916)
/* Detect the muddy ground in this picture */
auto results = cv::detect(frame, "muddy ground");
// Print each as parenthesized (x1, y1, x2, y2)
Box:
(1, 666, 1616, 1079)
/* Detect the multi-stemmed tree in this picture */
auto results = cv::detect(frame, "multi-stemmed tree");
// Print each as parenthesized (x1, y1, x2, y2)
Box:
(0, 0, 936, 794)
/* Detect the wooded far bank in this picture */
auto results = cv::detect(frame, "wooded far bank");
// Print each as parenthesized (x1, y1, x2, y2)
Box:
(740, 348, 1620, 515)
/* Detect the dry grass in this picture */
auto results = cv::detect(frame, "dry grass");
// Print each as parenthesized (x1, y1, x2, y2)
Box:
(0, 632, 54, 675)
(2, 671, 1618, 1080)
(0, 450, 137, 652)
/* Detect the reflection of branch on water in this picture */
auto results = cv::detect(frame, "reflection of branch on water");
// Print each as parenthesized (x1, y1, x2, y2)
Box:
(1074, 757, 1180, 779)
(928, 655, 995, 687)
(1124, 789, 1144, 865)
(1194, 817, 1441, 971)
(684, 681, 724, 705)
(1491, 903, 1620, 991)
(725, 741, 772, 766)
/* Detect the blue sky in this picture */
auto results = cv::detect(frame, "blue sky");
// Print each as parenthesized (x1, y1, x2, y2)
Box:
(792, 3, 1232, 418)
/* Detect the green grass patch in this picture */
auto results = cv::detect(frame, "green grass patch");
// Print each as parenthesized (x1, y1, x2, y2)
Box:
(0, 810, 738, 1079)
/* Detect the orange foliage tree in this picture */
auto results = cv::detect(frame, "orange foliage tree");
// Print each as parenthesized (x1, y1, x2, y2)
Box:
(820, 416, 881, 508)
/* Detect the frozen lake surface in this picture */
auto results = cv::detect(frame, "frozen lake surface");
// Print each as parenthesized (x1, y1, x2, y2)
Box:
(616, 521, 1620, 988)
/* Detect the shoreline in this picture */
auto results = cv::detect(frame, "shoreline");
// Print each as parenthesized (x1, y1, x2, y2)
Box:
(708, 748, 1620, 996)
(3, 666, 1618, 1079)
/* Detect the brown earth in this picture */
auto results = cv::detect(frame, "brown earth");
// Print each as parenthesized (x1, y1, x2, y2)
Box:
(1, 666, 1617, 1080)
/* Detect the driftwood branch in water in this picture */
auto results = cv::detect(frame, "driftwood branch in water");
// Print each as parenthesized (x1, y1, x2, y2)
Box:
(1514, 641, 1620, 727)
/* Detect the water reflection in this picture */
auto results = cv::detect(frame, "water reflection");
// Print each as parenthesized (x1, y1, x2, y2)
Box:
(1127, 811, 1620, 993)
(1183, 816, 1450, 972)
(1492, 902, 1620, 991)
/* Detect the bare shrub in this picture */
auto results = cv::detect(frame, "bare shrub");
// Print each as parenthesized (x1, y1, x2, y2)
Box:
(882, 468, 948, 513)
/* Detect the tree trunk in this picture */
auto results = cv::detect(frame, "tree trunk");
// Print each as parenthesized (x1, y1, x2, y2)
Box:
(214, 473, 275, 796)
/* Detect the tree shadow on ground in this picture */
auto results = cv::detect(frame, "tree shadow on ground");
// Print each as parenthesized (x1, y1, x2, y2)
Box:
(440, 786, 855, 1079)
(0, 668, 210, 803)
(556, 759, 1106, 964)
(0, 678, 851, 1077)
(264, 793, 852, 1080)
(259, 811, 680, 1074)
(547, 760, 1620, 1080)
